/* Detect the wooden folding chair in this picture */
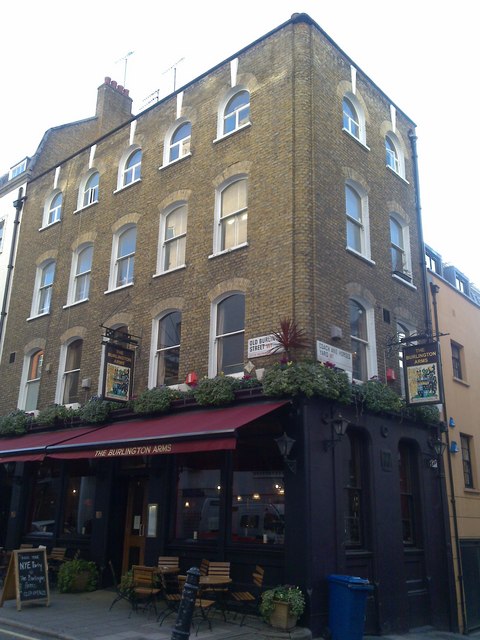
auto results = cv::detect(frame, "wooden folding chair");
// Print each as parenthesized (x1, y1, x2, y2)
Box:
(157, 572, 182, 625)
(174, 574, 215, 635)
(108, 560, 135, 611)
(130, 565, 161, 618)
(47, 547, 67, 586)
(205, 561, 231, 620)
(229, 565, 265, 625)
(158, 556, 179, 570)
(199, 558, 209, 576)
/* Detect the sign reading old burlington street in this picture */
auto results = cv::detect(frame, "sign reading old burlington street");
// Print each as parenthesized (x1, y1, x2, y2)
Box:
(403, 342, 442, 406)
(103, 343, 135, 402)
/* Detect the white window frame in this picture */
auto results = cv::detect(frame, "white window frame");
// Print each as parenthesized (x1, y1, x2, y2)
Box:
(66, 243, 93, 306)
(82, 171, 99, 208)
(9, 159, 27, 180)
(212, 176, 248, 255)
(349, 296, 377, 383)
(30, 260, 55, 318)
(149, 310, 182, 387)
(345, 181, 371, 261)
(397, 320, 416, 396)
(215, 87, 251, 140)
(208, 292, 245, 378)
(18, 348, 44, 412)
(390, 213, 413, 283)
(42, 190, 63, 228)
(164, 121, 192, 166)
(342, 93, 367, 146)
(385, 132, 405, 179)
(122, 149, 142, 187)
(107, 224, 136, 291)
(55, 338, 83, 405)
(157, 203, 187, 274)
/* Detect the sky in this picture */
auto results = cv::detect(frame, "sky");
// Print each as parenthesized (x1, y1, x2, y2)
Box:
(1, 1, 477, 285)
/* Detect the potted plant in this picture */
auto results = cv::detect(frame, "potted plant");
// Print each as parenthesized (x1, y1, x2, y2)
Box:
(259, 584, 305, 630)
(57, 558, 99, 593)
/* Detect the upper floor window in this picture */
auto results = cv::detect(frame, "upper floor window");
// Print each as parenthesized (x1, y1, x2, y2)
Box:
(82, 172, 99, 207)
(216, 178, 248, 253)
(155, 311, 182, 386)
(349, 297, 377, 382)
(385, 135, 399, 172)
(342, 94, 366, 145)
(451, 341, 464, 380)
(114, 226, 136, 288)
(169, 123, 191, 163)
(32, 260, 55, 316)
(9, 158, 27, 180)
(0, 219, 4, 251)
(425, 248, 442, 275)
(223, 91, 250, 135)
(24, 350, 44, 412)
(68, 244, 93, 305)
(123, 149, 142, 187)
(390, 216, 407, 275)
(42, 191, 63, 227)
(343, 97, 359, 138)
(211, 293, 245, 376)
(160, 204, 187, 272)
(61, 339, 83, 405)
(345, 183, 371, 260)
(461, 434, 474, 488)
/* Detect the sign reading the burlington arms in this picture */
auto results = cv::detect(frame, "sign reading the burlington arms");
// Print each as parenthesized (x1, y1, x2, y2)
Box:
(403, 342, 442, 406)
(103, 343, 135, 402)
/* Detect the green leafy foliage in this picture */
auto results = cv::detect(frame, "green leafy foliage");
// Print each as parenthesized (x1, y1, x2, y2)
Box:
(262, 361, 351, 402)
(79, 398, 113, 424)
(193, 376, 236, 406)
(57, 559, 99, 593)
(0, 410, 31, 436)
(259, 585, 306, 620)
(352, 380, 404, 415)
(36, 404, 79, 427)
(133, 387, 180, 415)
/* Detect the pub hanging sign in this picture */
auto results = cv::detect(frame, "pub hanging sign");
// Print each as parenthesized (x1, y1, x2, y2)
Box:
(103, 343, 135, 402)
(403, 342, 442, 406)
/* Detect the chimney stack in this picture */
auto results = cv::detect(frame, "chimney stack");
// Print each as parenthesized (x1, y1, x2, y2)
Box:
(95, 77, 133, 135)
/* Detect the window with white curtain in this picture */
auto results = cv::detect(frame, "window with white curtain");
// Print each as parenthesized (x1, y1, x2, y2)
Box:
(62, 339, 83, 404)
(217, 178, 248, 253)
(162, 205, 187, 272)
(115, 226, 136, 287)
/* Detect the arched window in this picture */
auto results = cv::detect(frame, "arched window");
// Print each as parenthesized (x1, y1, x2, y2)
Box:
(82, 171, 99, 207)
(46, 192, 63, 226)
(342, 93, 366, 145)
(216, 178, 248, 253)
(68, 244, 93, 304)
(211, 293, 245, 376)
(114, 226, 136, 288)
(390, 214, 412, 281)
(61, 339, 83, 405)
(155, 311, 182, 386)
(223, 90, 250, 135)
(32, 260, 55, 316)
(122, 149, 142, 187)
(161, 204, 187, 272)
(24, 350, 44, 412)
(169, 123, 191, 162)
(385, 132, 405, 178)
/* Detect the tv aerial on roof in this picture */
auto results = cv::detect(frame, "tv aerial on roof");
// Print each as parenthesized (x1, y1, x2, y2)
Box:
(115, 51, 135, 87)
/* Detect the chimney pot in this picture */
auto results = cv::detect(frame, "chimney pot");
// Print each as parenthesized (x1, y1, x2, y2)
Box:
(105, 76, 111, 84)
(117, 84, 124, 92)
(111, 80, 117, 88)
(124, 89, 129, 96)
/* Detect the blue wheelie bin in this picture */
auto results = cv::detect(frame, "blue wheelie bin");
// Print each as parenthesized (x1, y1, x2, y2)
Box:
(328, 574, 373, 640)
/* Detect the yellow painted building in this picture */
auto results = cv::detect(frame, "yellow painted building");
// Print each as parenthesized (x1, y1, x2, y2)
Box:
(426, 245, 480, 633)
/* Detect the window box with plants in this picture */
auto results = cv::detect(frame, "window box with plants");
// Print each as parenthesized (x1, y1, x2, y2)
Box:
(259, 585, 305, 630)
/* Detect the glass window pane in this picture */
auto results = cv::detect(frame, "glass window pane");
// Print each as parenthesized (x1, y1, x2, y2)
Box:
(119, 228, 136, 257)
(221, 181, 247, 217)
(217, 295, 245, 334)
(218, 332, 244, 375)
(63, 476, 96, 535)
(158, 312, 181, 349)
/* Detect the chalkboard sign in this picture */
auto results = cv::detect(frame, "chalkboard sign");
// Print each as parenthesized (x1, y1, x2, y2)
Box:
(0, 548, 50, 610)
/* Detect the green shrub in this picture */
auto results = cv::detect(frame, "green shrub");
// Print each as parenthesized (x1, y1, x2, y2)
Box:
(133, 387, 179, 415)
(193, 376, 236, 406)
(259, 585, 305, 621)
(263, 361, 351, 402)
(79, 398, 112, 424)
(0, 410, 31, 436)
(36, 404, 79, 427)
(57, 559, 99, 593)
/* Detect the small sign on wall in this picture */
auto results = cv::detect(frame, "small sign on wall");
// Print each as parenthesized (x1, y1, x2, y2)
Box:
(247, 334, 283, 359)
(316, 340, 353, 377)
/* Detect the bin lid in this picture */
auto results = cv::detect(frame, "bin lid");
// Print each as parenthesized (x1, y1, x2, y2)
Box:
(328, 574, 370, 586)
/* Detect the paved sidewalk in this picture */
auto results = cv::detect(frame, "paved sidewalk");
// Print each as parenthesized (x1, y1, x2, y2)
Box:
(0, 588, 308, 640)
(0, 588, 478, 640)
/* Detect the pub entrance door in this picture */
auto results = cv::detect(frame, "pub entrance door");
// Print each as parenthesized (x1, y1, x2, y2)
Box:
(122, 477, 148, 574)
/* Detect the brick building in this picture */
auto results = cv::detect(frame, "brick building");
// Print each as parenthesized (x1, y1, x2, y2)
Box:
(0, 14, 454, 635)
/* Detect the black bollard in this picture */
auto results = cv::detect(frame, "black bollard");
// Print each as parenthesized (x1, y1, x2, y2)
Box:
(170, 566, 200, 640)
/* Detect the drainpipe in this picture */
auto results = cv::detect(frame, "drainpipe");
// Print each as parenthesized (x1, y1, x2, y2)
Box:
(408, 130, 432, 337)
(0, 188, 26, 348)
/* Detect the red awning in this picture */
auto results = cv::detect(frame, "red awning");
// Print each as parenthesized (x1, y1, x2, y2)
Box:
(47, 400, 289, 460)
(0, 426, 104, 463)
